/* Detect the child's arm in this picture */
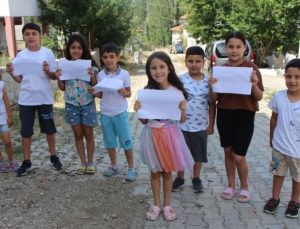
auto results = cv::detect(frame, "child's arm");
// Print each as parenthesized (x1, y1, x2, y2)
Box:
(43, 61, 57, 80)
(55, 69, 66, 91)
(118, 87, 131, 98)
(207, 102, 216, 135)
(6, 63, 22, 83)
(251, 70, 263, 101)
(87, 86, 102, 98)
(3, 87, 13, 127)
(88, 67, 98, 86)
(208, 76, 218, 102)
(179, 100, 187, 123)
(269, 111, 277, 148)
(133, 100, 147, 124)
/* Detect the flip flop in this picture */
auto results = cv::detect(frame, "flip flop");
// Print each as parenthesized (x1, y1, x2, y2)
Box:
(146, 206, 161, 221)
(237, 189, 251, 203)
(163, 206, 176, 221)
(221, 187, 236, 200)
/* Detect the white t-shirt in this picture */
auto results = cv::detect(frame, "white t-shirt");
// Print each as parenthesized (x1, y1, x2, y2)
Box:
(268, 90, 300, 158)
(0, 81, 7, 125)
(15, 47, 56, 105)
(180, 73, 210, 132)
(96, 67, 130, 116)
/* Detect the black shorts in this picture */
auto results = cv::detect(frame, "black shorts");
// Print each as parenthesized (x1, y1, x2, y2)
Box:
(216, 108, 255, 156)
(19, 105, 57, 137)
(182, 130, 208, 163)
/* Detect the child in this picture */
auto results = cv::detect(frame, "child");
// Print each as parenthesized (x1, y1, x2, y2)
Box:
(134, 51, 194, 221)
(172, 46, 216, 193)
(95, 43, 135, 181)
(0, 71, 18, 172)
(208, 31, 264, 202)
(6, 23, 62, 176)
(263, 58, 300, 218)
(57, 34, 98, 175)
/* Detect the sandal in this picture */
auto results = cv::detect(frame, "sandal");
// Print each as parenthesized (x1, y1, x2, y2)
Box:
(221, 187, 236, 200)
(146, 206, 161, 221)
(237, 189, 251, 203)
(163, 206, 176, 221)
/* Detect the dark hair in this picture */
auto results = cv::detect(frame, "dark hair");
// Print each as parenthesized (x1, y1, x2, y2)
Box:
(22, 23, 41, 34)
(285, 58, 300, 71)
(225, 31, 246, 46)
(100, 43, 119, 56)
(185, 46, 205, 59)
(66, 34, 99, 68)
(145, 51, 188, 99)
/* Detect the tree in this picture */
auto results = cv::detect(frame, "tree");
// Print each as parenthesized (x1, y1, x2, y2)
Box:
(182, 0, 300, 66)
(37, 0, 133, 49)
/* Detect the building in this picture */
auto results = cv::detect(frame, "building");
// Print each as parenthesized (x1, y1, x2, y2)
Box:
(0, 0, 41, 57)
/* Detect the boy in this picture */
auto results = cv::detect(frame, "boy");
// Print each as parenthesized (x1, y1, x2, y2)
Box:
(172, 46, 216, 192)
(96, 43, 135, 181)
(6, 23, 62, 176)
(263, 58, 300, 218)
(0, 71, 18, 172)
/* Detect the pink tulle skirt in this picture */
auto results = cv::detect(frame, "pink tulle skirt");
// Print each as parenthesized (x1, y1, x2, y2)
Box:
(140, 120, 194, 172)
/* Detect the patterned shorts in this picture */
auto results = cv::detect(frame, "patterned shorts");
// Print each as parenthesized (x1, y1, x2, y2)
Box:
(270, 149, 300, 182)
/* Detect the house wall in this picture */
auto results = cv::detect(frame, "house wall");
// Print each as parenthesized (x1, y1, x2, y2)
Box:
(0, 0, 40, 17)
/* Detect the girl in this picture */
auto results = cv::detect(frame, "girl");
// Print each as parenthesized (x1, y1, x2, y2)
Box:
(134, 51, 194, 221)
(209, 32, 264, 202)
(0, 72, 18, 172)
(57, 34, 99, 175)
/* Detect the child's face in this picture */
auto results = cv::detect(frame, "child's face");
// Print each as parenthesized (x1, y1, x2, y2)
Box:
(23, 29, 41, 51)
(101, 52, 120, 72)
(185, 55, 204, 76)
(149, 58, 169, 86)
(69, 41, 83, 60)
(285, 67, 300, 93)
(226, 38, 246, 63)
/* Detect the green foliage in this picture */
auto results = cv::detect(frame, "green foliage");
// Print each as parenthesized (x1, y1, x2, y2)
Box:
(182, 0, 300, 66)
(41, 34, 57, 51)
(37, 0, 133, 49)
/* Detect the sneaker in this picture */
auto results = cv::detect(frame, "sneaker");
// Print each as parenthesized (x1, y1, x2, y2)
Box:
(263, 198, 280, 214)
(85, 166, 96, 175)
(0, 161, 9, 173)
(285, 201, 300, 218)
(50, 155, 62, 170)
(16, 160, 32, 177)
(172, 177, 184, 191)
(75, 166, 86, 175)
(103, 166, 119, 177)
(125, 168, 136, 182)
(192, 177, 204, 193)
(9, 160, 19, 172)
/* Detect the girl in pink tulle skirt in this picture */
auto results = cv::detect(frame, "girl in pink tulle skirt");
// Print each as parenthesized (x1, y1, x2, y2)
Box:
(134, 51, 194, 221)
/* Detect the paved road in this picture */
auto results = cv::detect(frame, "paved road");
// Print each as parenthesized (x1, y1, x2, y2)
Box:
(25, 60, 299, 228)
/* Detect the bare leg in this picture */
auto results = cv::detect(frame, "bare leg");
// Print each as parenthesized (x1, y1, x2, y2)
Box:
(1, 132, 13, 161)
(162, 172, 172, 207)
(151, 172, 161, 207)
(291, 179, 300, 202)
(193, 162, 201, 178)
(46, 133, 56, 155)
(235, 154, 249, 191)
(83, 126, 95, 164)
(125, 149, 134, 168)
(22, 137, 32, 160)
(224, 147, 236, 189)
(107, 148, 117, 166)
(72, 125, 86, 164)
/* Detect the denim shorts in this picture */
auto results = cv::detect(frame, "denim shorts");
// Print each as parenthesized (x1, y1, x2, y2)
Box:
(0, 124, 10, 133)
(65, 102, 98, 127)
(19, 104, 56, 137)
(100, 111, 133, 150)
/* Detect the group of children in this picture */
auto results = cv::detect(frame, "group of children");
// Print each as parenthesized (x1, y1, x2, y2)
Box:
(0, 23, 299, 220)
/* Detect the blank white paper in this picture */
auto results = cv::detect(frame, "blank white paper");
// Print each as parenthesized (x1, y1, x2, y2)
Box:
(58, 59, 91, 81)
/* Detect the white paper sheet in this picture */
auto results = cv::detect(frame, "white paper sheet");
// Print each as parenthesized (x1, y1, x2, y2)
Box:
(12, 57, 44, 77)
(57, 59, 91, 81)
(93, 78, 124, 92)
(212, 66, 253, 95)
(137, 89, 184, 121)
